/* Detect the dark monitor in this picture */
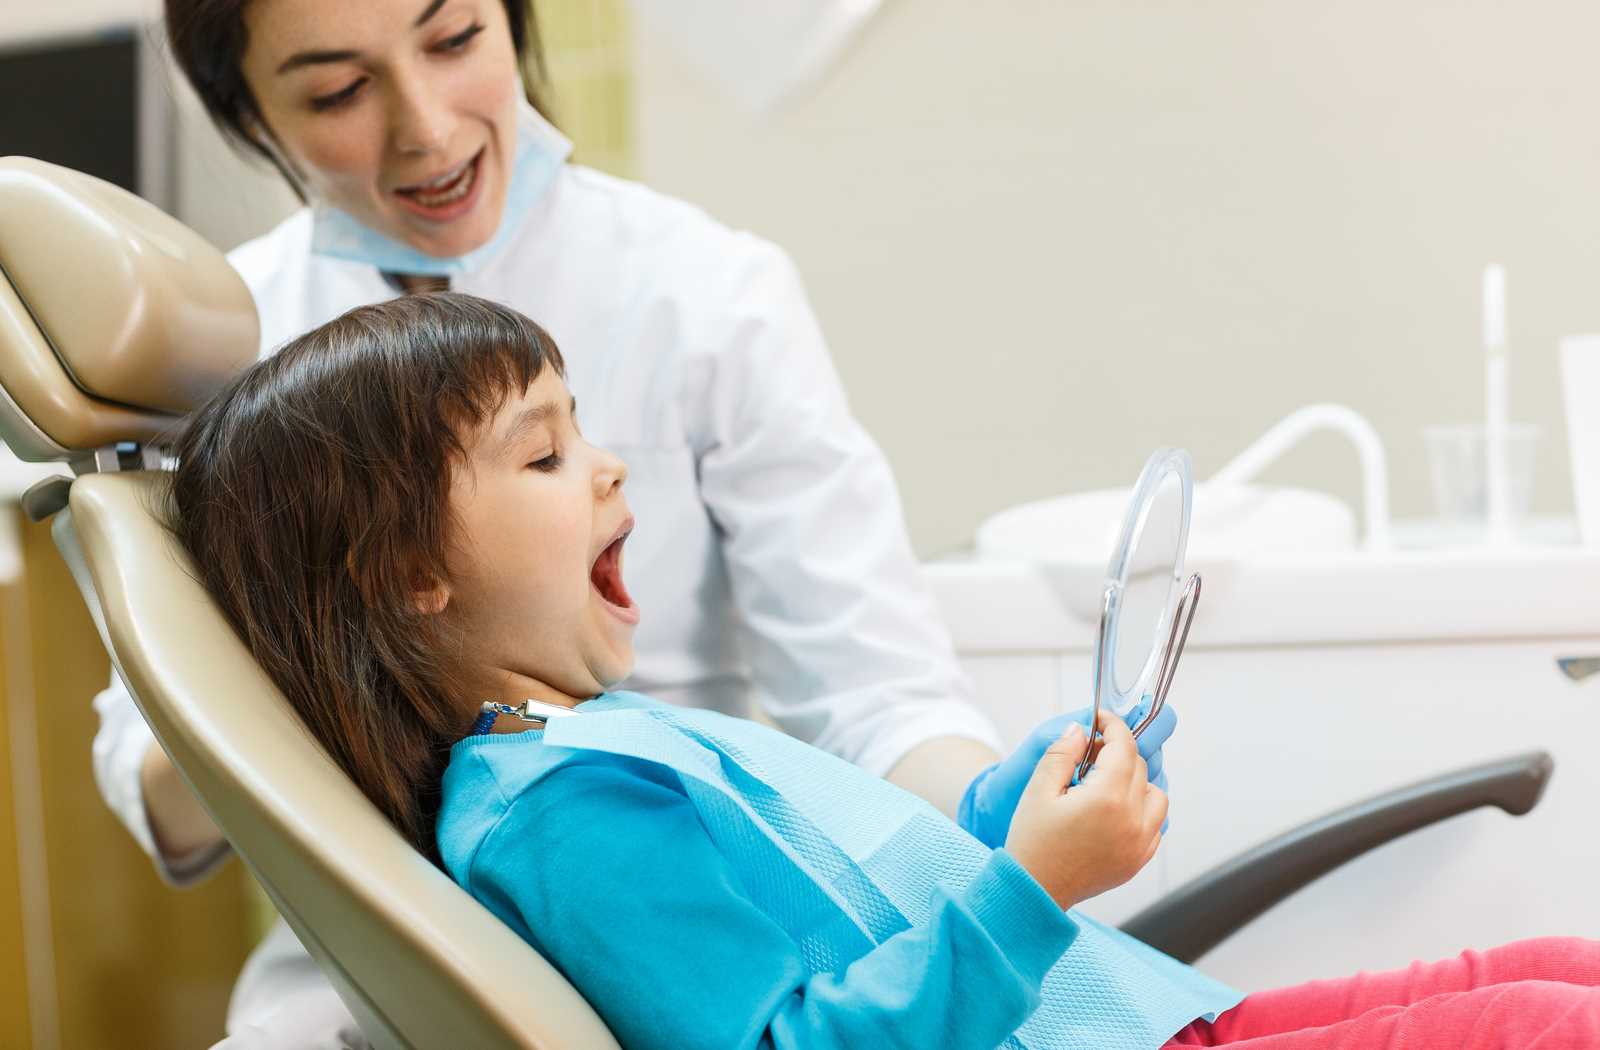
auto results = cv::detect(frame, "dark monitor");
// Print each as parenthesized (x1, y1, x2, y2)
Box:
(0, 27, 169, 205)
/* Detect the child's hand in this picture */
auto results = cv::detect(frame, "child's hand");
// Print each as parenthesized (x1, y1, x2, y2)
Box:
(1003, 710, 1168, 911)
(956, 699, 1175, 848)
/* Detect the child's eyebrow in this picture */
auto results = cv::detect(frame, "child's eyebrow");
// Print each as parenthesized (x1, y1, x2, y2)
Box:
(492, 397, 576, 460)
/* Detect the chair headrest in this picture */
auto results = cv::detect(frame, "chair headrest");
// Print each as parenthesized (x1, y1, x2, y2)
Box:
(0, 157, 259, 463)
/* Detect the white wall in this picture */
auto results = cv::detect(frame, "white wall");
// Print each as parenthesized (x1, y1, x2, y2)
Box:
(633, 1, 1600, 554)
(1, 0, 157, 42)
(168, 66, 301, 251)
(14, 2, 1598, 557)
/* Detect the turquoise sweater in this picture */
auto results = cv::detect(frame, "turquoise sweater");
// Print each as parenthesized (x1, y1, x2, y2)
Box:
(437, 706, 1079, 1049)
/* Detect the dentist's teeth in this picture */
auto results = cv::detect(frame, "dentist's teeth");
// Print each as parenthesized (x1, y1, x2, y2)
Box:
(419, 163, 464, 189)
(407, 156, 476, 208)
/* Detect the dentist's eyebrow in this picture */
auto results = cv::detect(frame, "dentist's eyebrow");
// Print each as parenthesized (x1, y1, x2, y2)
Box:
(276, 0, 451, 74)
(413, 0, 449, 28)
(276, 48, 359, 75)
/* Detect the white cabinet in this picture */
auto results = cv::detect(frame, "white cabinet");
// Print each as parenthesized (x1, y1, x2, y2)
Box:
(928, 556, 1600, 992)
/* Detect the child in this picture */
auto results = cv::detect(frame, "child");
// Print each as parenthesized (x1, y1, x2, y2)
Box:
(173, 292, 1600, 1048)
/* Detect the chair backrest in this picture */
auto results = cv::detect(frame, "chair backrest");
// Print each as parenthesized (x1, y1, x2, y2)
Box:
(0, 157, 619, 1050)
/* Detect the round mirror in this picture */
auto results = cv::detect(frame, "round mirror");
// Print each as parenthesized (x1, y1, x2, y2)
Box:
(1095, 448, 1193, 717)
(1111, 468, 1186, 699)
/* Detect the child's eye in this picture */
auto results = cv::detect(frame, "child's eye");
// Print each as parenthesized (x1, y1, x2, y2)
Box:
(529, 452, 562, 473)
(435, 24, 484, 53)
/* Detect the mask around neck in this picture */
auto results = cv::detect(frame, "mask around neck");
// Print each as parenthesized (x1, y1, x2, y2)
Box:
(309, 100, 572, 278)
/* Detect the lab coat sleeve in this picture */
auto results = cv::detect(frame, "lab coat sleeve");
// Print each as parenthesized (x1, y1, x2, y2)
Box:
(467, 761, 1076, 1050)
(92, 672, 232, 885)
(689, 241, 1002, 776)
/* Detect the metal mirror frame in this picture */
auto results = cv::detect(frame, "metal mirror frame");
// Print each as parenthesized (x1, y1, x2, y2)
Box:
(1077, 448, 1201, 781)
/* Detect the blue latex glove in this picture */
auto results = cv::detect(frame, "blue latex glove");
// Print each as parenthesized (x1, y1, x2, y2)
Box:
(956, 699, 1175, 848)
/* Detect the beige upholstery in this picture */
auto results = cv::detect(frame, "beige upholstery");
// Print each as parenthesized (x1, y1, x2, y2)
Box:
(0, 158, 620, 1049)
(59, 473, 618, 1050)
(0, 157, 257, 460)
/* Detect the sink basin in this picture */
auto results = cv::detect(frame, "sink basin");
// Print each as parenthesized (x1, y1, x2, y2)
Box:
(973, 483, 1357, 617)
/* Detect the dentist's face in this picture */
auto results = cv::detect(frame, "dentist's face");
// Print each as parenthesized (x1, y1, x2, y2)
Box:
(240, 0, 521, 260)
(439, 368, 639, 704)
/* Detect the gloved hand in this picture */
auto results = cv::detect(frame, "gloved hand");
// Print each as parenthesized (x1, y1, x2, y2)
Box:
(957, 699, 1175, 848)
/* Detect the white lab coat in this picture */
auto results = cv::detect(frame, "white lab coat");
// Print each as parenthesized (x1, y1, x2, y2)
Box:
(92, 118, 1000, 1045)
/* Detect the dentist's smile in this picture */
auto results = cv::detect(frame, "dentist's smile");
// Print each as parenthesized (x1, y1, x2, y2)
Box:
(392, 147, 486, 222)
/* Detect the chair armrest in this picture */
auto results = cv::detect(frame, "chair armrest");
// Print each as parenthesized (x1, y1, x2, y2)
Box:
(1119, 750, 1554, 964)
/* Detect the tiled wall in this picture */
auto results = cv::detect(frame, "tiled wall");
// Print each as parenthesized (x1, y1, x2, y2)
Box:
(535, 0, 634, 178)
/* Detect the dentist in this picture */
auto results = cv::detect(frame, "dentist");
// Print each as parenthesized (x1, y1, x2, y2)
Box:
(94, 1, 1173, 1045)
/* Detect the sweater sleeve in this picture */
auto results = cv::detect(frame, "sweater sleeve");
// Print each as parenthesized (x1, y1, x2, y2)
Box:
(466, 759, 1075, 1050)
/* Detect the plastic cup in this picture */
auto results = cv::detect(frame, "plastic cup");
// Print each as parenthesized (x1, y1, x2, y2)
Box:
(1423, 423, 1540, 526)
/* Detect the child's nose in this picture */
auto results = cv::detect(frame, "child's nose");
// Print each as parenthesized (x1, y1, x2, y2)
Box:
(593, 448, 627, 498)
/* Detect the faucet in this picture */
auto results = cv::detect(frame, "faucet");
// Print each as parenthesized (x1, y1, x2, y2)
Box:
(1211, 404, 1392, 551)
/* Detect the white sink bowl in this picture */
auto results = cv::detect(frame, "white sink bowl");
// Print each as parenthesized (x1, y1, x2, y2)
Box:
(973, 483, 1357, 618)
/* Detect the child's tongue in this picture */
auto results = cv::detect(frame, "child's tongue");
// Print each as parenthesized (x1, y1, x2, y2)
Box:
(591, 539, 631, 607)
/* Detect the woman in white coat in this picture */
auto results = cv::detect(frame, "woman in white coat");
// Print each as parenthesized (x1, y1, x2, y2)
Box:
(94, 0, 1172, 1045)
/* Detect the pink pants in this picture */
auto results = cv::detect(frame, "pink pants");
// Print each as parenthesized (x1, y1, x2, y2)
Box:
(1163, 937, 1600, 1048)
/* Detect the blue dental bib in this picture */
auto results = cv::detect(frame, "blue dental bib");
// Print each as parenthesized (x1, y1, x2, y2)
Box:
(533, 692, 1240, 1050)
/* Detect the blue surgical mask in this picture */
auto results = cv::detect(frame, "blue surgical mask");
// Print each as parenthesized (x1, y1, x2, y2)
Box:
(309, 99, 571, 278)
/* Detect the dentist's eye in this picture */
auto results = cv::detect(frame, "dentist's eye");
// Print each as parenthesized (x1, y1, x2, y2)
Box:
(436, 24, 485, 53)
(310, 78, 366, 112)
(529, 452, 563, 473)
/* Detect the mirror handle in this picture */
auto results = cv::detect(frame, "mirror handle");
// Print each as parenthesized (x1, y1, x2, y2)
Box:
(1076, 586, 1117, 783)
(1133, 573, 1202, 739)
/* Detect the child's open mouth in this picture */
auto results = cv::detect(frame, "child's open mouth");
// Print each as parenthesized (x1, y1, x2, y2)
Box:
(590, 525, 638, 624)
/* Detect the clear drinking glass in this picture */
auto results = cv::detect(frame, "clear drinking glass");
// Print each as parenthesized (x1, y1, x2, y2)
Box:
(1423, 423, 1540, 525)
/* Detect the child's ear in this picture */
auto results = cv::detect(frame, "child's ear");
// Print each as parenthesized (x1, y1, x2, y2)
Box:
(411, 576, 451, 616)
(345, 550, 451, 615)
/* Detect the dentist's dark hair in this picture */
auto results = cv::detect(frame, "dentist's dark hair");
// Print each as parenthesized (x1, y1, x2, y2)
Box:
(163, 0, 551, 200)
(170, 292, 564, 861)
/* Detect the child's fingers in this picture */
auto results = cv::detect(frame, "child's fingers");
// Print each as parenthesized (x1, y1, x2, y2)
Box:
(1022, 723, 1090, 801)
(1127, 753, 1151, 808)
(1143, 781, 1169, 840)
(1138, 829, 1163, 870)
(1090, 711, 1139, 786)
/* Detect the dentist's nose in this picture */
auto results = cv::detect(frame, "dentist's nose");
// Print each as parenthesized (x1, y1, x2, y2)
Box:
(593, 447, 627, 500)
(389, 77, 450, 155)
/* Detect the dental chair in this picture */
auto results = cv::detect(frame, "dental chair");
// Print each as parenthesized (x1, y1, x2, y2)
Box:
(0, 156, 1556, 1050)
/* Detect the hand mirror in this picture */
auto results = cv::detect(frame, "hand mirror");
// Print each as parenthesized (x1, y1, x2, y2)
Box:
(1077, 448, 1202, 782)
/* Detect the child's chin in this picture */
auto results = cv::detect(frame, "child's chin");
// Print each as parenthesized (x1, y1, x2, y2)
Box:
(597, 657, 635, 689)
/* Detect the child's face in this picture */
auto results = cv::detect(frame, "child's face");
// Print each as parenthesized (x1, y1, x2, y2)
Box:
(437, 367, 637, 705)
